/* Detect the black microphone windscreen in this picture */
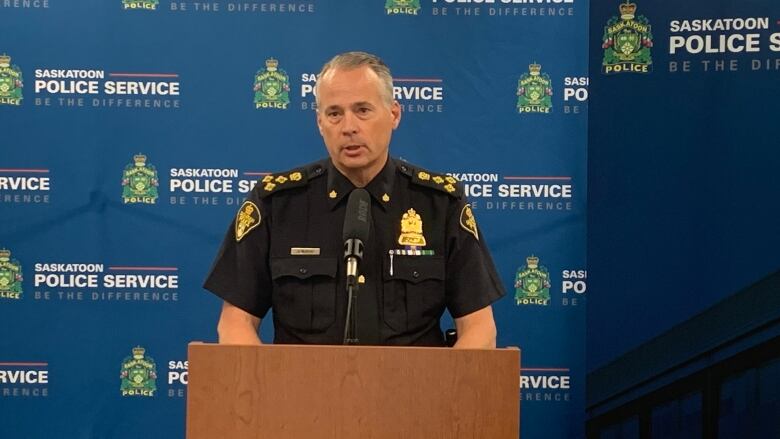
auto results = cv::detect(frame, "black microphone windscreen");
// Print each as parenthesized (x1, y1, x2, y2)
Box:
(342, 188, 371, 242)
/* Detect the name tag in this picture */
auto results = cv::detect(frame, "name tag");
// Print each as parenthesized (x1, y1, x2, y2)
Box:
(290, 247, 320, 256)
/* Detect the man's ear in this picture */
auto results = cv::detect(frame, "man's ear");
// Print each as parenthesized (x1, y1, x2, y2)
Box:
(391, 100, 402, 129)
(316, 109, 324, 135)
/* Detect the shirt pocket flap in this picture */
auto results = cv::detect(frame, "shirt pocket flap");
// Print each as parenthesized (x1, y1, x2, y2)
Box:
(270, 257, 337, 280)
(383, 255, 445, 284)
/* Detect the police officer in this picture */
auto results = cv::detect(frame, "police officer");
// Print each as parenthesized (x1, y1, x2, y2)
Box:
(204, 52, 505, 348)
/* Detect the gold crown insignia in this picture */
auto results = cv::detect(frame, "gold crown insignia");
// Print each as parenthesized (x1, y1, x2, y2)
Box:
(0, 54, 10, 67)
(0, 249, 10, 260)
(133, 154, 147, 166)
(265, 58, 279, 71)
(619, 1, 636, 19)
(529, 63, 542, 76)
(132, 346, 146, 357)
(401, 209, 423, 234)
(526, 255, 540, 269)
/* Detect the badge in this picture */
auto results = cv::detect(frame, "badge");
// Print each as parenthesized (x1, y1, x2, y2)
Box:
(398, 208, 426, 247)
(460, 204, 479, 240)
(235, 201, 261, 242)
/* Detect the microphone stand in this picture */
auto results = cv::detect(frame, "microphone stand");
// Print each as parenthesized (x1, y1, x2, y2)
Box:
(343, 239, 362, 345)
(343, 264, 359, 345)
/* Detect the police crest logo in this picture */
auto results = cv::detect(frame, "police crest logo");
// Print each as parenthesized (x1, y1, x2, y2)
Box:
(235, 201, 261, 242)
(459, 204, 479, 240)
(122, 0, 158, 10)
(385, 0, 420, 16)
(398, 208, 427, 247)
(514, 255, 551, 306)
(120, 346, 157, 397)
(122, 154, 159, 204)
(0, 54, 23, 106)
(0, 249, 23, 300)
(516, 63, 553, 114)
(602, 1, 653, 74)
(253, 58, 290, 110)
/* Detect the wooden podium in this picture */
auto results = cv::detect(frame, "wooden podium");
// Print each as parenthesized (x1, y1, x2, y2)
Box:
(186, 343, 520, 439)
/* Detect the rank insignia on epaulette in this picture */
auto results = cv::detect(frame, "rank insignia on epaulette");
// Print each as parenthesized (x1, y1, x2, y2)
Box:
(460, 203, 479, 240)
(259, 168, 308, 197)
(235, 201, 261, 242)
(410, 168, 462, 198)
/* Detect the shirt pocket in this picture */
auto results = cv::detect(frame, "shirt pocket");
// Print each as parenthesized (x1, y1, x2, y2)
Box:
(270, 256, 338, 332)
(381, 255, 445, 333)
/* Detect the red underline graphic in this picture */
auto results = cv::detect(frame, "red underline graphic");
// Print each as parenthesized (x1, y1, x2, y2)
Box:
(394, 78, 443, 83)
(521, 368, 571, 372)
(109, 73, 179, 78)
(243, 172, 271, 176)
(0, 362, 48, 367)
(0, 169, 50, 173)
(108, 266, 178, 271)
(503, 176, 572, 181)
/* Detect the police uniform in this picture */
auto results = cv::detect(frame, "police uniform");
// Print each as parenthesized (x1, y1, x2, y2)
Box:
(204, 156, 505, 346)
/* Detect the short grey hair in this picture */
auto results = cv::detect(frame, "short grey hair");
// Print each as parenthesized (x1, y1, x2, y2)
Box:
(315, 51, 395, 108)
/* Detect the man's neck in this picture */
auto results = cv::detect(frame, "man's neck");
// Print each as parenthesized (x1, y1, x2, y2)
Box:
(335, 155, 389, 188)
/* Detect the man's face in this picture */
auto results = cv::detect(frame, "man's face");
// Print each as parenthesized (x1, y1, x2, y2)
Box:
(316, 66, 401, 179)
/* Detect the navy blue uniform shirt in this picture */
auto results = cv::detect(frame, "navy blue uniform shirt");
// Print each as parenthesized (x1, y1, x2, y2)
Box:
(204, 156, 505, 346)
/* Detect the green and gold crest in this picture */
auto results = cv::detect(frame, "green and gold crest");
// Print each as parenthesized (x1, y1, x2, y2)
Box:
(602, 1, 653, 74)
(514, 255, 551, 306)
(0, 249, 23, 300)
(120, 346, 157, 397)
(516, 63, 552, 114)
(122, 0, 158, 10)
(122, 154, 159, 204)
(0, 54, 23, 106)
(254, 58, 290, 110)
(385, 0, 420, 15)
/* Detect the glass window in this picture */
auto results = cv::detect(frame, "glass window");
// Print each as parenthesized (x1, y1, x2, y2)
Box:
(756, 358, 780, 438)
(600, 416, 640, 439)
(651, 391, 701, 439)
(719, 368, 758, 438)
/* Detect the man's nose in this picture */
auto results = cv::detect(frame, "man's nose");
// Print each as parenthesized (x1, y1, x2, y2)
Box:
(341, 111, 359, 135)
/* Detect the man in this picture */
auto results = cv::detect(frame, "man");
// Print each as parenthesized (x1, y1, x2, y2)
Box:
(204, 52, 504, 348)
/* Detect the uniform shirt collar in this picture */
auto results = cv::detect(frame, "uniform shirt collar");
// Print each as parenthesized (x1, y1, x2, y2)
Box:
(326, 156, 396, 211)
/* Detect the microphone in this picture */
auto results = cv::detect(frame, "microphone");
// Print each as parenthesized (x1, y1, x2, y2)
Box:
(342, 188, 371, 287)
(342, 188, 370, 345)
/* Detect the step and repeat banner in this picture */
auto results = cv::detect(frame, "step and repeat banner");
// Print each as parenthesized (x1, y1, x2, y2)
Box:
(1, 1, 587, 437)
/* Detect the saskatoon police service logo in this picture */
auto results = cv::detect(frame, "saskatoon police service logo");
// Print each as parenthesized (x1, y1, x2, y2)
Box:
(602, 1, 653, 74)
(122, 154, 159, 204)
(0, 54, 23, 106)
(253, 58, 290, 110)
(120, 346, 157, 397)
(0, 249, 23, 300)
(514, 255, 551, 306)
(385, 0, 420, 15)
(122, 0, 158, 10)
(517, 63, 552, 114)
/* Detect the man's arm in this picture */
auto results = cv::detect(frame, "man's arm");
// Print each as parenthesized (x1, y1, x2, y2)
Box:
(453, 305, 497, 349)
(217, 301, 262, 345)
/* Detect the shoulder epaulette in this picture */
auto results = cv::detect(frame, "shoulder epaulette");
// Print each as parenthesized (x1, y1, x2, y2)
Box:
(257, 161, 325, 199)
(397, 160, 463, 198)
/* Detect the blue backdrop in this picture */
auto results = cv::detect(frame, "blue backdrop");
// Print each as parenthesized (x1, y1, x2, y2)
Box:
(1, 1, 587, 438)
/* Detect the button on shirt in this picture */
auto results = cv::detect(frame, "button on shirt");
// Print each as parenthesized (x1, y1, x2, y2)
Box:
(204, 156, 505, 346)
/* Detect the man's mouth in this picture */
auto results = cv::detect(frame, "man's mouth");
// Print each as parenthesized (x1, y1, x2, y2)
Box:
(342, 144, 365, 155)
